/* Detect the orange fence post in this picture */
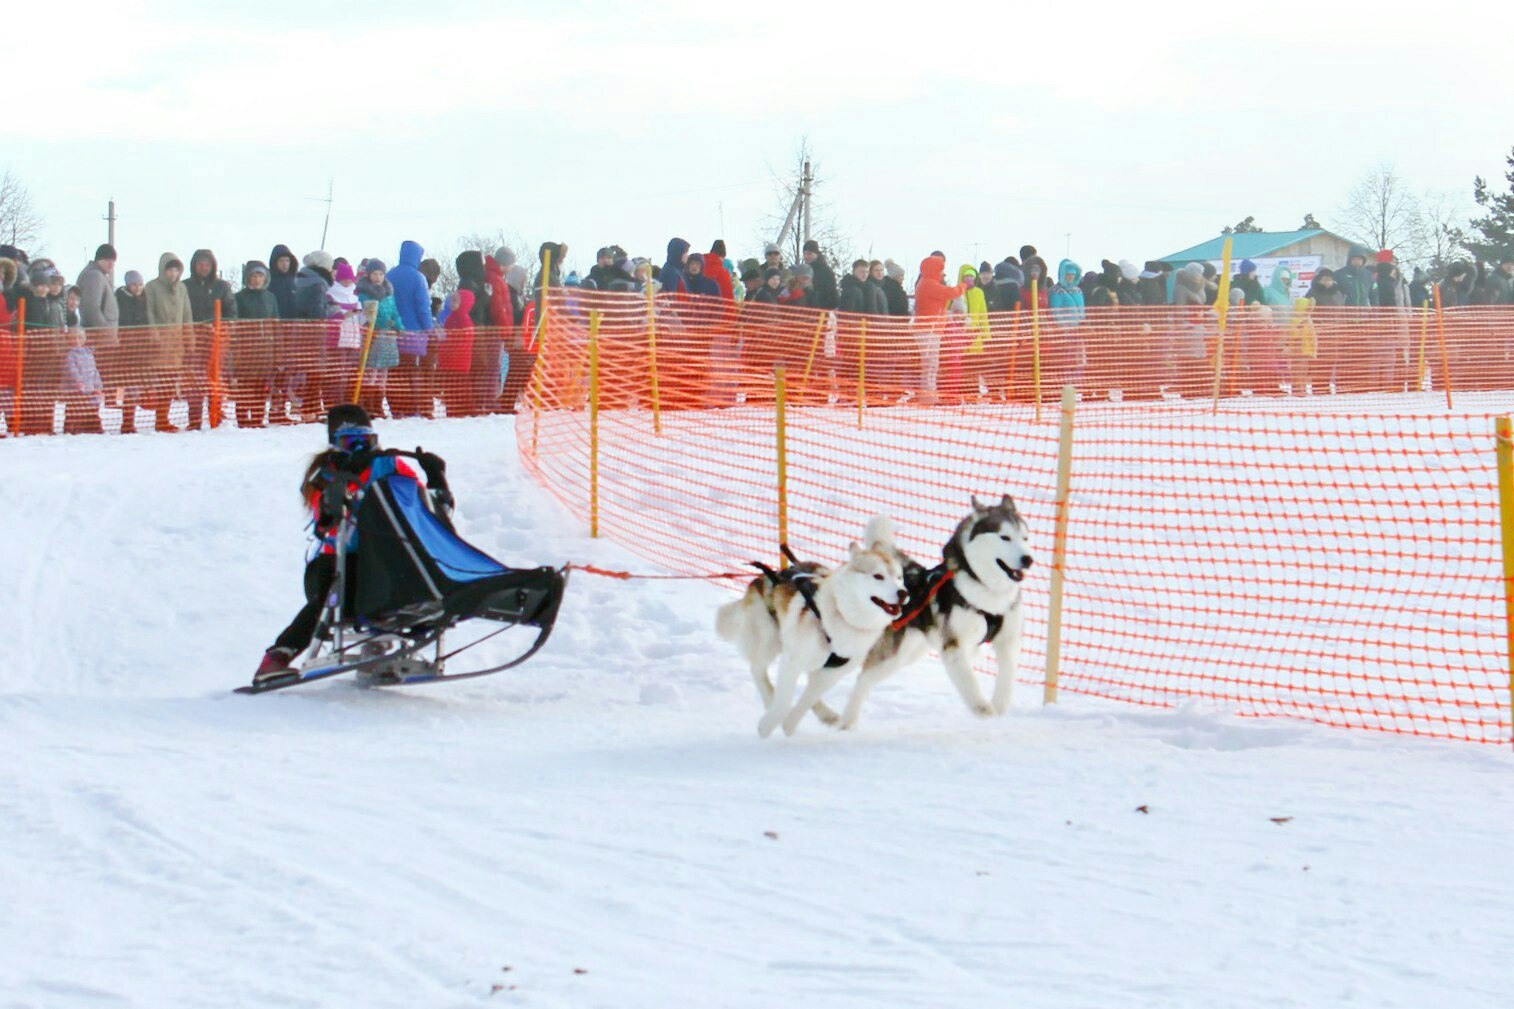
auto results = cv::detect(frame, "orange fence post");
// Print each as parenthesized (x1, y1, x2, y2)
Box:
(1031, 279, 1042, 422)
(13, 298, 25, 435)
(1499, 416, 1514, 747)
(646, 283, 662, 435)
(531, 248, 552, 455)
(775, 366, 788, 557)
(1433, 283, 1453, 410)
(208, 301, 225, 428)
(588, 310, 601, 538)
(856, 317, 867, 430)
(1211, 237, 1235, 411)
(351, 300, 379, 404)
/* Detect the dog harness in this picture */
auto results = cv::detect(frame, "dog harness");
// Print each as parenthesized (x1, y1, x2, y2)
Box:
(752, 553, 853, 669)
(902, 550, 1006, 645)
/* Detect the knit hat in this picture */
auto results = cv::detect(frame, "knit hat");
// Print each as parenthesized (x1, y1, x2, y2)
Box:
(763, 266, 782, 281)
(803, 239, 820, 254)
(1019, 245, 1037, 262)
(764, 242, 781, 256)
(884, 259, 905, 280)
(364, 258, 387, 274)
(494, 247, 517, 269)
(335, 263, 356, 282)
(791, 263, 814, 279)
(94, 243, 117, 262)
(1118, 259, 1140, 281)
(993, 260, 1024, 284)
(741, 266, 761, 282)
(710, 239, 727, 257)
(1239, 259, 1257, 276)
(596, 247, 612, 260)
(1376, 249, 1395, 264)
(505, 264, 528, 292)
(124, 270, 144, 286)
(1182, 262, 1205, 278)
(303, 250, 335, 272)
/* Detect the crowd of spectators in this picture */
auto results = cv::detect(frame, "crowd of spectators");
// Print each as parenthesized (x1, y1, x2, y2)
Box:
(2, 233, 1512, 435)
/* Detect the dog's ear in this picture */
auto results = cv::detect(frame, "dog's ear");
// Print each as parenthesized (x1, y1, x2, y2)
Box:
(971, 494, 986, 512)
(1000, 493, 1017, 512)
(848, 540, 862, 560)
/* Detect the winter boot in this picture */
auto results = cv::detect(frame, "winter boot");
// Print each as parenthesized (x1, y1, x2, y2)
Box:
(253, 647, 298, 684)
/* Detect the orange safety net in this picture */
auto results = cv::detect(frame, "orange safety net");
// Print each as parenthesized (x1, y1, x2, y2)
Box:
(521, 290, 1514, 745)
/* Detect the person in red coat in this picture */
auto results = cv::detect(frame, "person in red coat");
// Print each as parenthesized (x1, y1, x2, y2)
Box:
(913, 255, 967, 400)
(438, 289, 476, 417)
(704, 240, 735, 301)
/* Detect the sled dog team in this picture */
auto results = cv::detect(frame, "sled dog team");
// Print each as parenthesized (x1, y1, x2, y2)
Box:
(717, 495, 1034, 737)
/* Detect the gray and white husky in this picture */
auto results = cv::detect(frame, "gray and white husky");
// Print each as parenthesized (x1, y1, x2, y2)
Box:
(715, 517, 907, 738)
(833, 495, 1034, 730)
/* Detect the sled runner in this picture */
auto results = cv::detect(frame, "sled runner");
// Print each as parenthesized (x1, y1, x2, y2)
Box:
(236, 450, 566, 694)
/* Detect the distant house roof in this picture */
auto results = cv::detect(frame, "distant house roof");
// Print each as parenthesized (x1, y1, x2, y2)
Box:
(1160, 229, 1357, 263)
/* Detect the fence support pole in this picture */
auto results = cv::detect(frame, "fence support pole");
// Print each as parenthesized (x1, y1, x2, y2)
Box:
(775, 366, 789, 558)
(1031, 278, 1042, 422)
(857, 317, 867, 429)
(13, 298, 25, 435)
(1044, 384, 1078, 704)
(1210, 237, 1235, 412)
(1434, 283, 1453, 410)
(646, 282, 662, 435)
(1416, 301, 1431, 390)
(208, 301, 224, 428)
(1498, 416, 1514, 747)
(351, 300, 379, 404)
(531, 248, 552, 455)
(800, 313, 827, 393)
(589, 310, 601, 538)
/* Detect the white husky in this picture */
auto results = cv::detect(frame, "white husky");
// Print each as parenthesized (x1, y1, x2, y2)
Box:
(716, 517, 907, 738)
(833, 494, 1034, 730)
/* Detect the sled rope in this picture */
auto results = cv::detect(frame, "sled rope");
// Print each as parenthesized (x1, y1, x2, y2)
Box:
(890, 568, 955, 631)
(564, 563, 749, 581)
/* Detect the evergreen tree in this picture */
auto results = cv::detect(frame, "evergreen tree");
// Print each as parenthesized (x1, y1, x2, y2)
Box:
(1301, 213, 1321, 229)
(1469, 146, 1514, 262)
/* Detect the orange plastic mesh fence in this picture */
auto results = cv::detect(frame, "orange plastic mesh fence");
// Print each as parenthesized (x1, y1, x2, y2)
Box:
(520, 290, 1514, 745)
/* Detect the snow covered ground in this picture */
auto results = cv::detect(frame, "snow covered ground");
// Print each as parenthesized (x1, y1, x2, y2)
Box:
(3, 417, 1513, 1008)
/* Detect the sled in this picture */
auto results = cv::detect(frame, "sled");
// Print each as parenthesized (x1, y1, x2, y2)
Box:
(236, 451, 566, 695)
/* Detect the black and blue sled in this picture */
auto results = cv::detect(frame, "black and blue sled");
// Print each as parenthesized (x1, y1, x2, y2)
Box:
(237, 450, 566, 695)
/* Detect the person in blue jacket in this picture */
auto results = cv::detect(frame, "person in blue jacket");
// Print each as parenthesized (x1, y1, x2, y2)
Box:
(388, 240, 436, 417)
(1048, 258, 1087, 391)
(660, 238, 690, 295)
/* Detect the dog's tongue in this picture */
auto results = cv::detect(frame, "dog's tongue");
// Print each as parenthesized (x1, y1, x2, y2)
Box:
(873, 597, 902, 616)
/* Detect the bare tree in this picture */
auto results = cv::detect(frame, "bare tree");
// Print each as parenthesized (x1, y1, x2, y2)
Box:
(434, 228, 535, 296)
(1412, 189, 1470, 276)
(1337, 163, 1420, 254)
(759, 138, 852, 269)
(0, 168, 43, 249)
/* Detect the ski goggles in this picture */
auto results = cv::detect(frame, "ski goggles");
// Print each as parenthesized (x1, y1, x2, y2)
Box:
(331, 425, 378, 454)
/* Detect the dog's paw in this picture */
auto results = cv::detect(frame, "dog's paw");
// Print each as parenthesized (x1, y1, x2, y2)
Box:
(757, 713, 781, 738)
(838, 716, 859, 731)
(814, 706, 840, 727)
(992, 698, 1012, 716)
(972, 701, 995, 718)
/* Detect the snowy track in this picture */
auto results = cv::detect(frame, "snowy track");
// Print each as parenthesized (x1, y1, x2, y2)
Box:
(3, 419, 1513, 1008)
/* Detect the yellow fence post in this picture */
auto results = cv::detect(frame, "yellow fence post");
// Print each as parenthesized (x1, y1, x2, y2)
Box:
(1434, 282, 1453, 410)
(1031, 278, 1042, 422)
(775, 366, 789, 556)
(646, 281, 662, 435)
(1210, 237, 1235, 411)
(589, 309, 601, 538)
(351, 300, 379, 404)
(531, 248, 552, 455)
(1416, 301, 1431, 390)
(800, 313, 827, 392)
(1498, 416, 1514, 746)
(1044, 384, 1078, 703)
(856, 317, 867, 430)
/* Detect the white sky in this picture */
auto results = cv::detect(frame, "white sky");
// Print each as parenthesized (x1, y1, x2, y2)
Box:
(4, 0, 1512, 281)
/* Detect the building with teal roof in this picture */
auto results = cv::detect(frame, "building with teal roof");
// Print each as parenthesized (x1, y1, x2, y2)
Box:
(1160, 229, 1364, 268)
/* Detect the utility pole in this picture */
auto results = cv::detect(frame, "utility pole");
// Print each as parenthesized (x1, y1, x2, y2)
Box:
(801, 159, 812, 251)
(104, 199, 116, 247)
(319, 179, 334, 249)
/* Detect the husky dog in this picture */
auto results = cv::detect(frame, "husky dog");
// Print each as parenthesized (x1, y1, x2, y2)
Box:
(716, 517, 907, 738)
(831, 495, 1033, 730)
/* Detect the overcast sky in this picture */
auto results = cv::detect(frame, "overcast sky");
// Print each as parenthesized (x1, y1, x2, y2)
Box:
(4, 0, 1512, 281)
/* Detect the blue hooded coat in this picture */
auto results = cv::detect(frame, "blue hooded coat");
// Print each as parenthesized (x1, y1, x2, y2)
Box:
(1049, 259, 1086, 326)
(660, 238, 690, 295)
(389, 240, 436, 354)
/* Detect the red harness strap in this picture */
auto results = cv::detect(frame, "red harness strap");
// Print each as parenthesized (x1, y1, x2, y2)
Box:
(890, 569, 954, 632)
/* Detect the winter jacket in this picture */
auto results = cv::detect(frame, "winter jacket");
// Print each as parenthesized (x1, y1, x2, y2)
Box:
(293, 265, 333, 321)
(234, 285, 280, 321)
(327, 282, 367, 350)
(268, 244, 300, 318)
(587, 262, 632, 292)
(389, 240, 436, 353)
(1440, 267, 1477, 308)
(838, 273, 870, 314)
(356, 276, 402, 369)
(1262, 267, 1295, 307)
(1232, 270, 1264, 308)
(230, 285, 280, 376)
(1484, 267, 1514, 305)
(702, 254, 735, 301)
(1373, 264, 1409, 308)
(76, 260, 119, 343)
(913, 256, 966, 319)
(684, 256, 722, 298)
(184, 250, 236, 323)
(143, 252, 195, 369)
(753, 283, 782, 305)
(958, 265, 991, 352)
(882, 276, 911, 316)
(116, 286, 148, 328)
(807, 254, 839, 310)
(988, 261, 1024, 313)
(1049, 259, 1086, 327)
(65, 345, 104, 397)
(1173, 265, 1208, 308)
(484, 256, 516, 330)
(439, 290, 476, 372)
(1336, 247, 1375, 307)
(1306, 271, 1346, 308)
(660, 238, 690, 296)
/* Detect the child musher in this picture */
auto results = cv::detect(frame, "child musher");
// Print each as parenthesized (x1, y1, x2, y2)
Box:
(254, 404, 427, 683)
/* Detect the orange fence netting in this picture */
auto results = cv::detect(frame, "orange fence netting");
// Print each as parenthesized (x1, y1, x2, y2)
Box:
(520, 290, 1514, 746)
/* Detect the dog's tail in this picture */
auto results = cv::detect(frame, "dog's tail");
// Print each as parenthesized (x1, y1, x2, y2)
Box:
(715, 596, 748, 643)
(864, 514, 896, 552)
